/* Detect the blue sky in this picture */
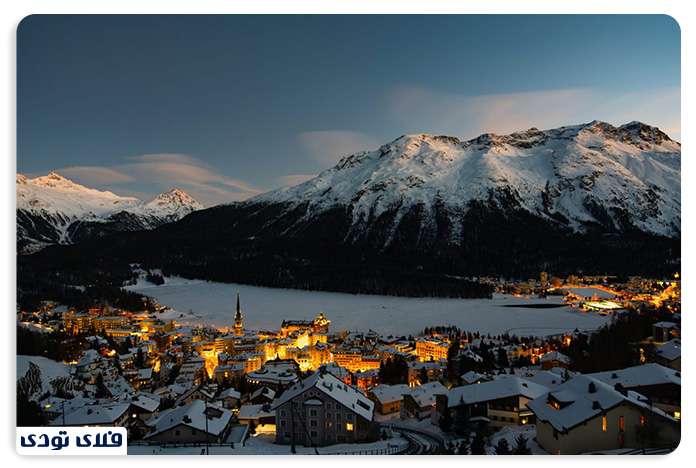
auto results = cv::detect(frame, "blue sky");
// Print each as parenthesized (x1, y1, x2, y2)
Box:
(17, 15, 680, 206)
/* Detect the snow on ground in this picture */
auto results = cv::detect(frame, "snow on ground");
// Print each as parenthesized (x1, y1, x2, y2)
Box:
(126, 276, 612, 337)
(127, 433, 408, 455)
(17, 355, 72, 394)
(485, 424, 548, 455)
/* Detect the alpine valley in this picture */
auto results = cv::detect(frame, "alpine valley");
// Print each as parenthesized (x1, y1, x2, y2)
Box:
(19, 121, 681, 298)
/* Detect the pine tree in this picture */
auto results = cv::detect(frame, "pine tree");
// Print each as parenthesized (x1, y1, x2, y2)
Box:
(512, 435, 532, 455)
(456, 438, 469, 455)
(470, 432, 486, 455)
(494, 438, 511, 455)
(439, 409, 453, 433)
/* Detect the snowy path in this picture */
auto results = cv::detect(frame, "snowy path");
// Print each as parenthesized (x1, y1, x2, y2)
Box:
(126, 276, 612, 337)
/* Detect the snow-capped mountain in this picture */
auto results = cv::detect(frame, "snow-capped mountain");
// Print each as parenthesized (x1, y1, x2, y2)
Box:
(249, 120, 680, 245)
(17, 172, 204, 253)
(19, 120, 681, 292)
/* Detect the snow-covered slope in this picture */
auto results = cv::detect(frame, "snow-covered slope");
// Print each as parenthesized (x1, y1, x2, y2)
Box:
(251, 121, 680, 244)
(17, 173, 204, 253)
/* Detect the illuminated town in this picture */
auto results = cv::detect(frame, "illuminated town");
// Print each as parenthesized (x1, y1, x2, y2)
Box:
(17, 273, 681, 455)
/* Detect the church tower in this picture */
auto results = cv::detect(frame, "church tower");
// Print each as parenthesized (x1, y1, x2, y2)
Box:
(233, 291, 243, 335)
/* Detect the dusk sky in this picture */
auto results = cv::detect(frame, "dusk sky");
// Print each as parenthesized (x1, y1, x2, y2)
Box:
(17, 14, 680, 207)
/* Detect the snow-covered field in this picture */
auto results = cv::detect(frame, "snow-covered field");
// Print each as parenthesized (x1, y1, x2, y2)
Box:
(17, 355, 72, 395)
(126, 276, 612, 337)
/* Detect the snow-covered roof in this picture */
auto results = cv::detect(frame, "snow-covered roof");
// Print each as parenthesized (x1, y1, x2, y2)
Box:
(119, 393, 160, 413)
(446, 375, 549, 408)
(251, 386, 275, 401)
(368, 384, 410, 405)
(246, 367, 298, 383)
(176, 383, 214, 405)
(144, 400, 232, 438)
(519, 370, 565, 389)
(406, 381, 448, 407)
(138, 368, 154, 380)
(588, 363, 680, 388)
(319, 362, 350, 379)
(49, 403, 130, 426)
(408, 360, 445, 371)
(218, 388, 241, 400)
(153, 383, 188, 398)
(654, 339, 681, 362)
(540, 351, 570, 363)
(270, 372, 374, 421)
(237, 404, 273, 420)
(104, 377, 135, 397)
(652, 321, 678, 329)
(76, 349, 101, 367)
(39, 396, 92, 414)
(460, 371, 491, 385)
(526, 375, 678, 432)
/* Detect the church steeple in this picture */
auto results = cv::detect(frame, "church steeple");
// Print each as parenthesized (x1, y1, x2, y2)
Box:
(233, 291, 243, 335)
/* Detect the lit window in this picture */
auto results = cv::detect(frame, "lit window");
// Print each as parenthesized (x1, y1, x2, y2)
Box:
(675, 412, 681, 420)
(640, 415, 645, 428)
(619, 415, 625, 431)
(602, 415, 607, 432)
(346, 423, 354, 431)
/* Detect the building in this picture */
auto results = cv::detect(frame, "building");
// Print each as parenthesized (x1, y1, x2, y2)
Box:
(214, 363, 246, 383)
(408, 360, 445, 386)
(527, 375, 680, 455)
(237, 404, 276, 433)
(245, 365, 300, 391)
(434, 375, 549, 430)
(93, 316, 129, 332)
(401, 381, 447, 420)
(64, 313, 94, 334)
(233, 292, 243, 336)
(415, 339, 450, 361)
(280, 311, 330, 338)
(653, 339, 681, 371)
(587, 363, 681, 419)
(652, 321, 679, 343)
(366, 384, 410, 415)
(49, 403, 131, 427)
(540, 351, 571, 370)
(270, 371, 376, 447)
(143, 400, 234, 444)
(216, 388, 241, 409)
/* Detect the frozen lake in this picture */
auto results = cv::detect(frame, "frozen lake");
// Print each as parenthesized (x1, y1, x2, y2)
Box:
(126, 276, 612, 337)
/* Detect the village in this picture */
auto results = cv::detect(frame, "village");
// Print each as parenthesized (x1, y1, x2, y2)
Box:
(16, 274, 681, 455)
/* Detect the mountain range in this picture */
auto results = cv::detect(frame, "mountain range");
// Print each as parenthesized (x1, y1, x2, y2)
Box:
(16, 172, 203, 253)
(18, 120, 681, 298)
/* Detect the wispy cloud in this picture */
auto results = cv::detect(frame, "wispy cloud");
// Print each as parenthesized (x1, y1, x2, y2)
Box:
(35, 154, 265, 207)
(34, 166, 135, 185)
(383, 84, 680, 141)
(298, 130, 381, 165)
(115, 154, 264, 205)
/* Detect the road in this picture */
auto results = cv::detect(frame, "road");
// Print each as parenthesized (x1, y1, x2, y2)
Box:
(380, 423, 445, 455)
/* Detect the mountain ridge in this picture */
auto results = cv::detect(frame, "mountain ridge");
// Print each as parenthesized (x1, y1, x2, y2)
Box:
(16, 173, 204, 253)
(18, 120, 681, 298)
(243, 120, 680, 248)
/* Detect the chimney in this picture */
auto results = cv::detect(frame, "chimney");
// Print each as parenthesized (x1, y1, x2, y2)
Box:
(588, 382, 597, 393)
(614, 383, 627, 396)
(592, 401, 601, 410)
